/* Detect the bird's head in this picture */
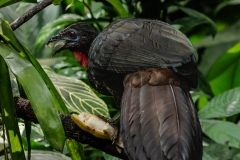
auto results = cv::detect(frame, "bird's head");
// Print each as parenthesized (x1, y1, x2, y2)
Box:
(47, 22, 98, 67)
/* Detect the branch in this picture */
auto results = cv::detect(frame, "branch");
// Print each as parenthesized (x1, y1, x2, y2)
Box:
(10, 0, 52, 31)
(14, 97, 127, 159)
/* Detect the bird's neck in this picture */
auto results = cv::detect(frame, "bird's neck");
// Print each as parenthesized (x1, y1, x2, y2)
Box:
(73, 51, 88, 67)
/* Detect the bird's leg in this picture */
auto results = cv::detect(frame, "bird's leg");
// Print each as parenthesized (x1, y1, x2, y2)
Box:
(94, 114, 120, 144)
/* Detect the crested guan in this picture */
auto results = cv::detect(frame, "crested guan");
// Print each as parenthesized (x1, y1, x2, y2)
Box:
(48, 18, 202, 160)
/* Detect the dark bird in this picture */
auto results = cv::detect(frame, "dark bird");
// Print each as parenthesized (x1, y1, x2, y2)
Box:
(48, 18, 202, 160)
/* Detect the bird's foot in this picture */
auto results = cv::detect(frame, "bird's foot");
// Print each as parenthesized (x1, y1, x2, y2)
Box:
(95, 114, 120, 144)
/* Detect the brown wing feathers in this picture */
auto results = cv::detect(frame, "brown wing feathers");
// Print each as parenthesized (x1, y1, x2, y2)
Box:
(121, 75, 148, 160)
(120, 68, 202, 160)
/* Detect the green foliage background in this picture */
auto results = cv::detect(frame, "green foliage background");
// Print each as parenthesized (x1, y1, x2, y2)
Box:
(1, 0, 240, 160)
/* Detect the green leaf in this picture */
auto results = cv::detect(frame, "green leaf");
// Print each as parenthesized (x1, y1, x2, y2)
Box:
(102, 152, 121, 160)
(233, 153, 240, 160)
(203, 142, 240, 160)
(0, 3, 61, 58)
(206, 43, 240, 95)
(179, 7, 217, 37)
(46, 70, 110, 117)
(198, 87, 240, 119)
(66, 139, 85, 160)
(193, 19, 240, 48)
(51, 0, 62, 5)
(0, 43, 65, 151)
(0, 56, 26, 160)
(214, 0, 240, 15)
(174, 17, 208, 33)
(198, 71, 214, 98)
(201, 119, 240, 149)
(0, 0, 37, 8)
(207, 43, 240, 81)
(0, 0, 9, 6)
(198, 41, 236, 76)
(1, 17, 68, 113)
(21, 136, 52, 151)
(202, 152, 218, 160)
(106, 0, 128, 18)
(0, 0, 19, 8)
(190, 91, 210, 103)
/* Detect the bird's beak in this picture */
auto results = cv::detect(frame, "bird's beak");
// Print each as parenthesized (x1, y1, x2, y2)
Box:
(47, 34, 61, 44)
(47, 34, 67, 57)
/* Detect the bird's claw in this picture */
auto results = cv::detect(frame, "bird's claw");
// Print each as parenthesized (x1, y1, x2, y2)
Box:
(94, 114, 120, 144)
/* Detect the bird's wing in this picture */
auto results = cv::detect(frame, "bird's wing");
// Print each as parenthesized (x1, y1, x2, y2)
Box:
(121, 69, 202, 160)
(88, 18, 197, 88)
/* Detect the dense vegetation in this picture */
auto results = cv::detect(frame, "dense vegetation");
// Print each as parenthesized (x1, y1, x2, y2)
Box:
(1, 0, 240, 159)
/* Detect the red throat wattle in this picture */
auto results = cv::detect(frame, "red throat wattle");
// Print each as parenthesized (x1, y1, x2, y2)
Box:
(73, 51, 88, 67)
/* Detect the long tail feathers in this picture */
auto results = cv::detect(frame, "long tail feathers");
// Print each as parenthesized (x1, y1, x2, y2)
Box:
(120, 69, 202, 160)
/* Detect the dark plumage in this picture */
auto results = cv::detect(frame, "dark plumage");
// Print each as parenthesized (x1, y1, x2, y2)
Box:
(48, 18, 202, 160)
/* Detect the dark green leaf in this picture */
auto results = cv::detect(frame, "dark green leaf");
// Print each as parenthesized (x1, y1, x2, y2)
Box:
(46, 70, 110, 117)
(106, 0, 128, 18)
(198, 71, 214, 98)
(51, 0, 62, 5)
(179, 7, 217, 37)
(1, 18, 69, 113)
(0, 56, 26, 160)
(24, 120, 31, 160)
(102, 152, 121, 160)
(0, 42, 65, 151)
(214, 0, 240, 16)
(198, 87, 240, 119)
(174, 17, 208, 33)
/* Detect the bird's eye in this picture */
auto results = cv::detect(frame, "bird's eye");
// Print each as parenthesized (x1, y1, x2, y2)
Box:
(68, 31, 76, 38)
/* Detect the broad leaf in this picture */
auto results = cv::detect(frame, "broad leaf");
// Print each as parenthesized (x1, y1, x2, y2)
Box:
(201, 119, 240, 149)
(202, 152, 218, 160)
(198, 87, 240, 119)
(203, 142, 240, 160)
(46, 70, 110, 117)
(206, 43, 240, 95)
(1, 18, 69, 113)
(198, 41, 237, 76)
(0, 42, 65, 151)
